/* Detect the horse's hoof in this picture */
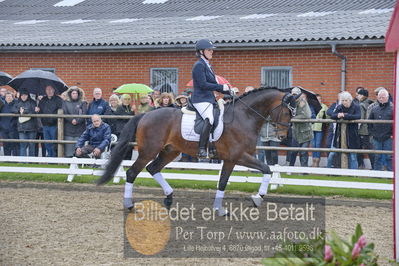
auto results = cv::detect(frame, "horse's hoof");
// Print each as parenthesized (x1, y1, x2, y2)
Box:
(164, 193, 173, 210)
(251, 194, 263, 208)
(214, 207, 229, 217)
(124, 197, 134, 210)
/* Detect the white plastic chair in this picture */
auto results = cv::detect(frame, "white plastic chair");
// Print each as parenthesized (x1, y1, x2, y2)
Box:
(100, 134, 118, 160)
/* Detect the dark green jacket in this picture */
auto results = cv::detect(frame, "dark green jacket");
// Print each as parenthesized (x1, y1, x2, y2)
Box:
(292, 99, 313, 144)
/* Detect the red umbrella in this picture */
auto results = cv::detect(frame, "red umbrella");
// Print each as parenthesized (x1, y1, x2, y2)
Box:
(186, 75, 231, 87)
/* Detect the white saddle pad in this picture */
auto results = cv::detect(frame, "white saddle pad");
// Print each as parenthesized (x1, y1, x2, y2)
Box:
(181, 100, 224, 142)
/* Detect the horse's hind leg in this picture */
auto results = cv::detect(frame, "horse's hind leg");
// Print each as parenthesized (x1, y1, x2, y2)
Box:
(124, 154, 154, 210)
(146, 145, 180, 209)
(236, 152, 272, 207)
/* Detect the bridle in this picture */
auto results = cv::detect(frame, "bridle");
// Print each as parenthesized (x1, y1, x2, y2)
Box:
(266, 103, 293, 135)
(225, 92, 295, 134)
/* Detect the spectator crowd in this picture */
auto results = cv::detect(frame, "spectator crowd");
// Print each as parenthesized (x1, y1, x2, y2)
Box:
(254, 86, 393, 171)
(0, 85, 190, 160)
(0, 85, 393, 171)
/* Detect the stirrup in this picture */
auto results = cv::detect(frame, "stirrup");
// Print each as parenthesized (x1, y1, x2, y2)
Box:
(197, 148, 208, 159)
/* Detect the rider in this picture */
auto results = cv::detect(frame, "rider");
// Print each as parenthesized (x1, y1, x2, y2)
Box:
(191, 38, 231, 158)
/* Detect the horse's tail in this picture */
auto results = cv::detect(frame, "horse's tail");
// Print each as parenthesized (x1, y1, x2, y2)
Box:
(96, 113, 145, 185)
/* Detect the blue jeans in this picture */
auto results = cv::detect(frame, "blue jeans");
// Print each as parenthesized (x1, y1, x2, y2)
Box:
(327, 151, 358, 169)
(19, 131, 36, 156)
(257, 140, 279, 165)
(289, 139, 310, 167)
(348, 153, 358, 169)
(327, 148, 335, 168)
(373, 138, 392, 171)
(43, 126, 57, 157)
(312, 131, 323, 158)
(1, 130, 19, 156)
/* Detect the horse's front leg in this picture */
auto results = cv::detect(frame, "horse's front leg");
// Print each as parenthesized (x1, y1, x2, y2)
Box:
(214, 161, 235, 216)
(236, 152, 272, 207)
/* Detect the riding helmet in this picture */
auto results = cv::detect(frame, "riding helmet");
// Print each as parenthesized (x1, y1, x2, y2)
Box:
(195, 39, 216, 50)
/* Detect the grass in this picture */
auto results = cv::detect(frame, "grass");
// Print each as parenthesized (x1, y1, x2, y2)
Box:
(0, 162, 393, 200)
(133, 178, 392, 200)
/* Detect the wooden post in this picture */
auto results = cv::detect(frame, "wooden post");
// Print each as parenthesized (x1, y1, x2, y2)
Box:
(57, 109, 64, 157)
(340, 122, 348, 168)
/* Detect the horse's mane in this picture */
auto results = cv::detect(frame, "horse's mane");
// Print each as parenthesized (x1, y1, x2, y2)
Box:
(226, 86, 283, 105)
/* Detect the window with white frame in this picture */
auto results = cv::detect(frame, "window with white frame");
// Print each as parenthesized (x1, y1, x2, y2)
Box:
(261, 67, 292, 89)
(150, 68, 178, 95)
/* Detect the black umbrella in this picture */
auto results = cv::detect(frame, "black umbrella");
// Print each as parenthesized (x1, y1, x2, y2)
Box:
(290, 86, 322, 114)
(8, 69, 68, 95)
(0, 71, 13, 86)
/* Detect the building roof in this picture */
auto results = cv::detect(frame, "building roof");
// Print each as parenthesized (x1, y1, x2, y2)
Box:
(0, 0, 396, 51)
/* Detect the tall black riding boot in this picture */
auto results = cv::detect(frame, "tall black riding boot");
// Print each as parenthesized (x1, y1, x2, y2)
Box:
(197, 118, 211, 159)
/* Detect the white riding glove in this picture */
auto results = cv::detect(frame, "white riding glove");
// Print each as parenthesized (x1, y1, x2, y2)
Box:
(230, 88, 238, 96)
(223, 84, 230, 91)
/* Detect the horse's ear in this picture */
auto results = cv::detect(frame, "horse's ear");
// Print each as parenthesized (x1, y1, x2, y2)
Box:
(282, 93, 291, 107)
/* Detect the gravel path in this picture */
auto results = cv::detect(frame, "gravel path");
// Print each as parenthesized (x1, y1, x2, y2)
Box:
(0, 181, 393, 265)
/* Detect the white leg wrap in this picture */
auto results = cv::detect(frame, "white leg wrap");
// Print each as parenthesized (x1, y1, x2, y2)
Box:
(213, 190, 225, 209)
(124, 182, 133, 198)
(258, 174, 271, 196)
(153, 172, 173, 196)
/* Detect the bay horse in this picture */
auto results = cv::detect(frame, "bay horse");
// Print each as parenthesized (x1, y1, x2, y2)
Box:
(96, 87, 298, 216)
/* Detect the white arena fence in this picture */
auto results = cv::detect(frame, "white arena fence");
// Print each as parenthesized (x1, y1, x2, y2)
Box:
(0, 156, 392, 191)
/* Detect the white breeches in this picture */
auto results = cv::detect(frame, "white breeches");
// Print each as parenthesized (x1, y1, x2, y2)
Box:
(193, 102, 214, 125)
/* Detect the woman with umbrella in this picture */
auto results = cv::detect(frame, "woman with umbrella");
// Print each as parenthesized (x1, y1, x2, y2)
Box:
(0, 91, 19, 156)
(116, 94, 135, 160)
(114, 94, 135, 136)
(191, 38, 231, 159)
(12, 89, 38, 156)
(136, 94, 154, 114)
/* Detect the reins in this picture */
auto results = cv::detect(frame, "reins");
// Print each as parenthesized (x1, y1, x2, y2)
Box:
(224, 93, 292, 130)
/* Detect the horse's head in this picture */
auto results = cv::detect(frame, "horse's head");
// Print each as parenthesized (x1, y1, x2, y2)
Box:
(282, 92, 300, 116)
(269, 92, 300, 140)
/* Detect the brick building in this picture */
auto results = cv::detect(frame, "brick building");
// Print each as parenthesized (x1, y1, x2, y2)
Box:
(0, 0, 396, 104)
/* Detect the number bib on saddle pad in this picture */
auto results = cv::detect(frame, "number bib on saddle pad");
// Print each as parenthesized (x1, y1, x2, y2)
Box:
(180, 99, 224, 142)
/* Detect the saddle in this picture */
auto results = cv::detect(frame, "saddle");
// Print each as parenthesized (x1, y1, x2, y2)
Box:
(186, 98, 221, 135)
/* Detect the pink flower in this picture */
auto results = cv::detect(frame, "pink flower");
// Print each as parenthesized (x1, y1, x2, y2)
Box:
(324, 245, 333, 262)
(352, 243, 361, 259)
(358, 235, 367, 248)
(360, 264, 365, 266)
